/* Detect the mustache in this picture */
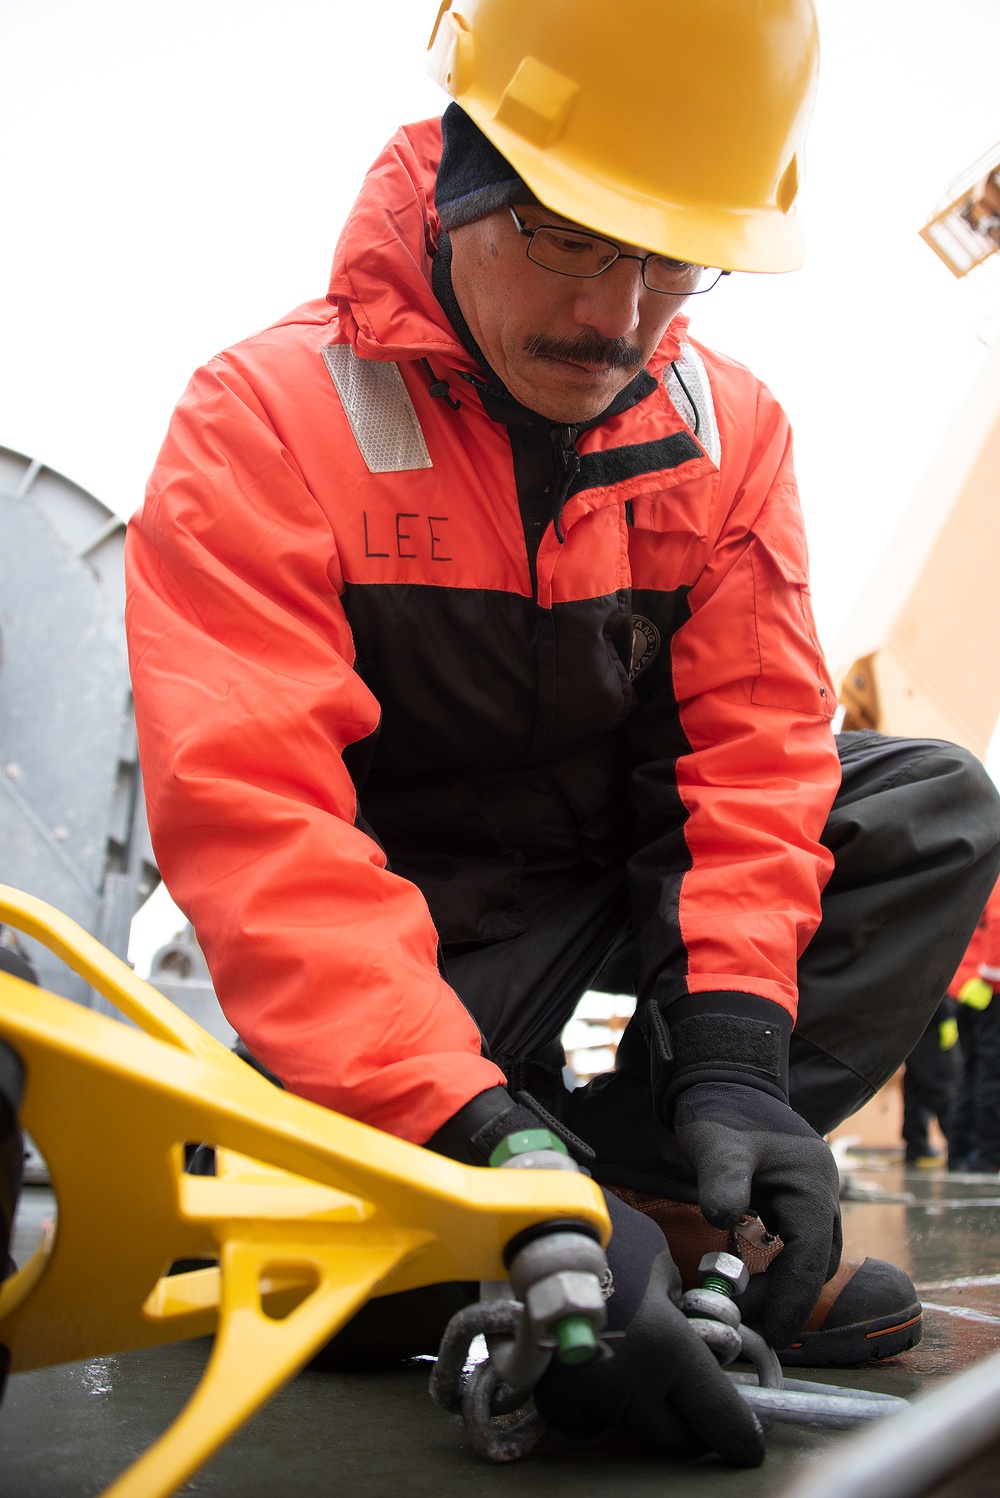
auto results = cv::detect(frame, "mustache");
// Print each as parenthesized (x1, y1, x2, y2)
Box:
(524, 330, 644, 369)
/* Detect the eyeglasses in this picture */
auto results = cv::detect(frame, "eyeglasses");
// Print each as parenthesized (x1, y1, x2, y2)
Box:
(509, 207, 728, 296)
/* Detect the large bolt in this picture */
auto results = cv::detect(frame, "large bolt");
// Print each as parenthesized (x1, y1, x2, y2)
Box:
(524, 1271, 606, 1366)
(698, 1250, 750, 1298)
(555, 1317, 595, 1364)
(493, 1136, 602, 1368)
(489, 1129, 572, 1169)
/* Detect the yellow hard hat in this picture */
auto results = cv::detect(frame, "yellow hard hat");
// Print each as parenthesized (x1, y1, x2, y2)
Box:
(425, 0, 819, 272)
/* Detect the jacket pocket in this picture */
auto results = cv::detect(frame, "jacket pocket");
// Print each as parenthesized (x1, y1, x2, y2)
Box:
(749, 486, 835, 718)
(628, 483, 712, 593)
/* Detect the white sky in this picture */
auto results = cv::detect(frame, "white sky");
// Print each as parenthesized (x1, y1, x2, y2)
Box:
(4, 0, 1000, 641)
(3, 0, 1000, 960)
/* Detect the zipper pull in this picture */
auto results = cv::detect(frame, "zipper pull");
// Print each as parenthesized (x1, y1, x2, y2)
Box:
(420, 357, 462, 410)
(552, 426, 581, 543)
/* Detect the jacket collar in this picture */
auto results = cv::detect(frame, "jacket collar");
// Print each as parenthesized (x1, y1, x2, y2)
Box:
(327, 116, 688, 387)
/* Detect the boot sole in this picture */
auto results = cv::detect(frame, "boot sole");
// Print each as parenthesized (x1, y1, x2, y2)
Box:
(777, 1304, 923, 1367)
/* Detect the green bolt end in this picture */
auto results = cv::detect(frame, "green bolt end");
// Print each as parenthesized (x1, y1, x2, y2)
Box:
(702, 1273, 736, 1299)
(489, 1129, 569, 1168)
(555, 1316, 598, 1367)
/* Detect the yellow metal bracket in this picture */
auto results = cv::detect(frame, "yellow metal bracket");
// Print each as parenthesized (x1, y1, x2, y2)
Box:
(0, 885, 609, 1497)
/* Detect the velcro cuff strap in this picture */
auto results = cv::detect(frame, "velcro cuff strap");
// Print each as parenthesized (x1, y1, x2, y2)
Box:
(513, 1089, 596, 1166)
(672, 1014, 783, 1077)
(470, 1103, 544, 1164)
(648, 999, 792, 1120)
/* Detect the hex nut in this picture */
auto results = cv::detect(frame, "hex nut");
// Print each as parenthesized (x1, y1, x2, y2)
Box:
(489, 1128, 569, 1166)
(698, 1250, 750, 1294)
(525, 1270, 607, 1340)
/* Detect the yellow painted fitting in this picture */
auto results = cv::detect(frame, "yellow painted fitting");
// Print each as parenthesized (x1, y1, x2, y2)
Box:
(0, 884, 608, 1498)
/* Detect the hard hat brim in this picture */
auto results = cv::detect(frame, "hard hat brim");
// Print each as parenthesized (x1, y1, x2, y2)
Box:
(460, 99, 806, 275)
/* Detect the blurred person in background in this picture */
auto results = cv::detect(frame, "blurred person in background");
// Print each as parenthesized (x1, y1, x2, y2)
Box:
(949, 879, 1000, 1173)
(901, 996, 961, 1167)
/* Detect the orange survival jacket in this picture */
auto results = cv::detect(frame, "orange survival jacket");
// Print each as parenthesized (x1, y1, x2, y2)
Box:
(125, 119, 840, 1144)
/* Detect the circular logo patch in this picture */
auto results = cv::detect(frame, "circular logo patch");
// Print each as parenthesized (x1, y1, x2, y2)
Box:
(629, 616, 661, 680)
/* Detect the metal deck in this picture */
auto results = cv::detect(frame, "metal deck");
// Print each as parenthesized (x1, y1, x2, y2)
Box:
(3, 1160, 1000, 1497)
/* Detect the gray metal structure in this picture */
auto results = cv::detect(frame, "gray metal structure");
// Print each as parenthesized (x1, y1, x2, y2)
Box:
(148, 928, 237, 1047)
(782, 1344, 1000, 1498)
(0, 443, 147, 1002)
(0, 443, 228, 1038)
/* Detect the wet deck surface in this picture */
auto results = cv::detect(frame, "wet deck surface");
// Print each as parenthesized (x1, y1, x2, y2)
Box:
(3, 1159, 1000, 1497)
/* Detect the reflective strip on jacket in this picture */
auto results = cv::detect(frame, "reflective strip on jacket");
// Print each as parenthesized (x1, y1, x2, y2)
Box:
(125, 118, 841, 1144)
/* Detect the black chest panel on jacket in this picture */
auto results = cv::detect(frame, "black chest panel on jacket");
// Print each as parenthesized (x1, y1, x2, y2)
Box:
(340, 576, 695, 947)
(340, 244, 703, 943)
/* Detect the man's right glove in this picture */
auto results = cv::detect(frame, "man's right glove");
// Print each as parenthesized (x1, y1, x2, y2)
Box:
(645, 994, 842, 1350)
(532, 1190, 765, 1466)
(673, 1082, 841, 1349)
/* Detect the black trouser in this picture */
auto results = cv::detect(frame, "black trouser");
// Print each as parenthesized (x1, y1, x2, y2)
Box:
(902, 1000, 961, 1161)
(324, 732, 1000, 1366)
(441, 733, 1000, 1196)
(950, 1000, 1000, 1170)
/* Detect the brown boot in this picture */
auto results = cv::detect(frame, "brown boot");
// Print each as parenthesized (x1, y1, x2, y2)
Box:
(609, 1187, 922, 1367)
(607, 1187, 783, 1288)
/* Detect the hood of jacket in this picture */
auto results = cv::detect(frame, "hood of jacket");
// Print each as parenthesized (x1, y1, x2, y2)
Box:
(326, 117, 688, 384)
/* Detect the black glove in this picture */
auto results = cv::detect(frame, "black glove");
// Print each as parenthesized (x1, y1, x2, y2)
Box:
(426, 1085, 594, 1166)
(674, 1082, 841, 1348)
(647, 994, 841, 1350)
(533, 1191, 765, 1466)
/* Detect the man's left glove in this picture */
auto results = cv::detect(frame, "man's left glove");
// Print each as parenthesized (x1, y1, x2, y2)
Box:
(429, 1087, 764, 1463)
(647, 994, 841, 1351)
(673, 1082, 841, 1348)
(533, 1191, 765, 1466)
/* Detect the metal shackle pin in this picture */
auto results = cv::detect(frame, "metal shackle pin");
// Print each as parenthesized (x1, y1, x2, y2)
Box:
(491, 1128, 607, 1366)
(679, 1249, 911, 1431)
(681, 1249, 750, 1320)
(508, 1229, 608, 1366)
(680, 1250, 752, 1366)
